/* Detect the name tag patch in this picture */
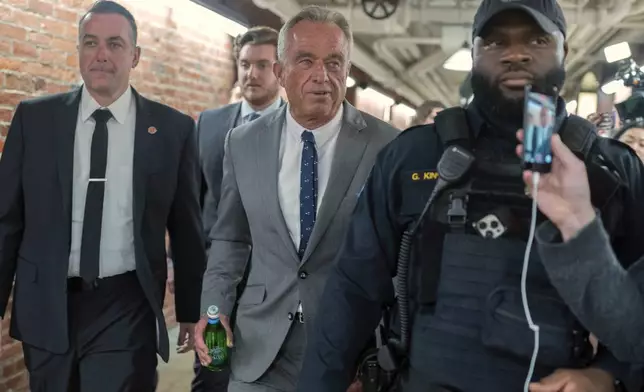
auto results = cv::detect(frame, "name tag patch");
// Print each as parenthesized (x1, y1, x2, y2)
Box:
(407, 170, 439, 181)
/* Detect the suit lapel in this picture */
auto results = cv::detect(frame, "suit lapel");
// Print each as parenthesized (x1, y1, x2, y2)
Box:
(225, 102, 241, 130)
(257, 106, 301, 264)
(131, 88, 157, 234)
(301, 103, 368, 263)
(55, 88, 82, 225)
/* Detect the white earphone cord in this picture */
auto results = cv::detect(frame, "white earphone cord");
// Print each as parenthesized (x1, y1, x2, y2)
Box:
(521, 172, 541, 392)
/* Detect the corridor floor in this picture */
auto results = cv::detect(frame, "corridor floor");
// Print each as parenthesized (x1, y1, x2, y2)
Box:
(157, 327, 196, 392)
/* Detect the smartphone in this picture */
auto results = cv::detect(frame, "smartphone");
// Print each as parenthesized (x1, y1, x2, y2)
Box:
(523, 85, 556, 173)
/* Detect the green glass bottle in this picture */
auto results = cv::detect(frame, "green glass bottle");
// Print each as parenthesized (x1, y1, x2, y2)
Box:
(204, 305, 229, 371)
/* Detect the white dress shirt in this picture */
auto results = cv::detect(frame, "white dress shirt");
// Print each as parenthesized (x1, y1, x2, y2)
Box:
(68, 86, 137, 278)
(239, 97, 283, 126)
(278, 104, 344, 313)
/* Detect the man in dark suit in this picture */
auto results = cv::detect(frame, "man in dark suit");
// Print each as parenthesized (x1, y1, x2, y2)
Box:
(194, 25, 284, 392)
(0, 2, 205, 391)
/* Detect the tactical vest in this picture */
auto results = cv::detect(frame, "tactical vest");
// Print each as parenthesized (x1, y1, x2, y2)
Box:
(402, 108, 625, 392)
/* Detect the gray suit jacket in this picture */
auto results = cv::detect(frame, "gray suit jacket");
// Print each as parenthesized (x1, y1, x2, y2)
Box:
(201, 102, 398, 382)
(196, 99, 285, 244)
(197, 101, 241, 243)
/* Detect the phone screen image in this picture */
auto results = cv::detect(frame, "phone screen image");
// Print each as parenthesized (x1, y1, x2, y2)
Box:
(523, 87, 556, 172)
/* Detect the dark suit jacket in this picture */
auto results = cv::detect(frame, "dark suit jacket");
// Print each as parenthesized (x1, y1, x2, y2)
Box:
(196, 98, 285, 244)
(0, 87, 206, 362)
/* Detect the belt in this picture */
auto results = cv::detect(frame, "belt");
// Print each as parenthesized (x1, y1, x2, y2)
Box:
(67, 271, 137, 293)
(287, 311, 305, 324)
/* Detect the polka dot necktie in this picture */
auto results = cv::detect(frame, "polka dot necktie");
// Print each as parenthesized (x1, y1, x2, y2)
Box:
(298, 130, 318, 259)
(245, 112, 260, 124)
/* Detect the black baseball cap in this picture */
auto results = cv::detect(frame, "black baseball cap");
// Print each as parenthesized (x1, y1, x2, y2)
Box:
(472, 0, 567, 40)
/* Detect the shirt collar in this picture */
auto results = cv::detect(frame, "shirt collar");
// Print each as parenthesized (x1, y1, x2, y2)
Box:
(285, 103, 344, 148)
(240, 96, 283, 120)
(80, 85, 133, 125)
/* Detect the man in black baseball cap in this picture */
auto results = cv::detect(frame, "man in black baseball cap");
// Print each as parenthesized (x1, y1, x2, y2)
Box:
(469, 0, 569, 130)
(473, 0, 567, 40)
(467, 2, 639, 391)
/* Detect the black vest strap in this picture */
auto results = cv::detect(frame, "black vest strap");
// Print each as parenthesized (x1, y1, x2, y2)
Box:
(434, 109, 601, 164)
(433, 108, 472, 149)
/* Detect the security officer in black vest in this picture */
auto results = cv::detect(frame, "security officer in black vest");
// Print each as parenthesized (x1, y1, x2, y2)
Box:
(296, 0, 644, 391)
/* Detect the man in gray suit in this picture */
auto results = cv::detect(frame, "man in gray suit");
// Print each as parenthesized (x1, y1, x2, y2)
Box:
(194, 6, 399, 392)
(193, 26, 284, 392)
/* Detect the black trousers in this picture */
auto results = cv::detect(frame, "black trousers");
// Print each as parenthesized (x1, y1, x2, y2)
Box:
(191, 352, 230, 392)
(23, 272, 158, 392)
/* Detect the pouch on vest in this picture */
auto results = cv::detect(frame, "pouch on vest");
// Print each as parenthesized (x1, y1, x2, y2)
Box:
(414, 232, 592, 390)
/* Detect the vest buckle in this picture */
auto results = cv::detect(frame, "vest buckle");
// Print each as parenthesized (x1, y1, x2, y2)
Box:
(447, 191, 468, 231)
(571, 328, 593, 364)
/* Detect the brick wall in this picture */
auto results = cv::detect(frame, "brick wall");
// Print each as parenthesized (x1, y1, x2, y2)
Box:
(0, 0, 235, 390)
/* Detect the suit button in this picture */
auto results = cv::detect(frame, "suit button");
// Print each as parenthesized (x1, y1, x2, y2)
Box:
(299, 271, 308, 279)
(288, 312, 294, 320)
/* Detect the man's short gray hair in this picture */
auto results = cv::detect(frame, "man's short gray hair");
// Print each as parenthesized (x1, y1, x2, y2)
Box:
(277, 6, 353, 63)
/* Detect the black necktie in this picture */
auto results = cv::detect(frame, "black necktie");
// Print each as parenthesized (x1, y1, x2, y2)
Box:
(79, 109, 112, 283)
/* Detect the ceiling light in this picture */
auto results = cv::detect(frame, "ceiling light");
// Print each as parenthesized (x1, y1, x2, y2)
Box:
(443, 44, 471, 72)
(604, 42, 631, 63)
(601, 79, 625, 95)
(364, 87, 395, 106)
(576, 92, 598, 120)
(215, 14, 247, 37)
(157, 0, 248, 37)
(396, 103, 416, 117)
(346, 76, 356, 88)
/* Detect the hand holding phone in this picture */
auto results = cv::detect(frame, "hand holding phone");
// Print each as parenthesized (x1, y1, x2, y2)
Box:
(516, 131, 595, 241)
(522, 85, 556, 173)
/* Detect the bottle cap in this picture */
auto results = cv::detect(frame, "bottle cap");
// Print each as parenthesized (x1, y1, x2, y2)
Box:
(207, 305, 220, 319)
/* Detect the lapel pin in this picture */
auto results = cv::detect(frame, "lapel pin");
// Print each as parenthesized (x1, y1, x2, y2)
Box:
(148, 126, 157, 135)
